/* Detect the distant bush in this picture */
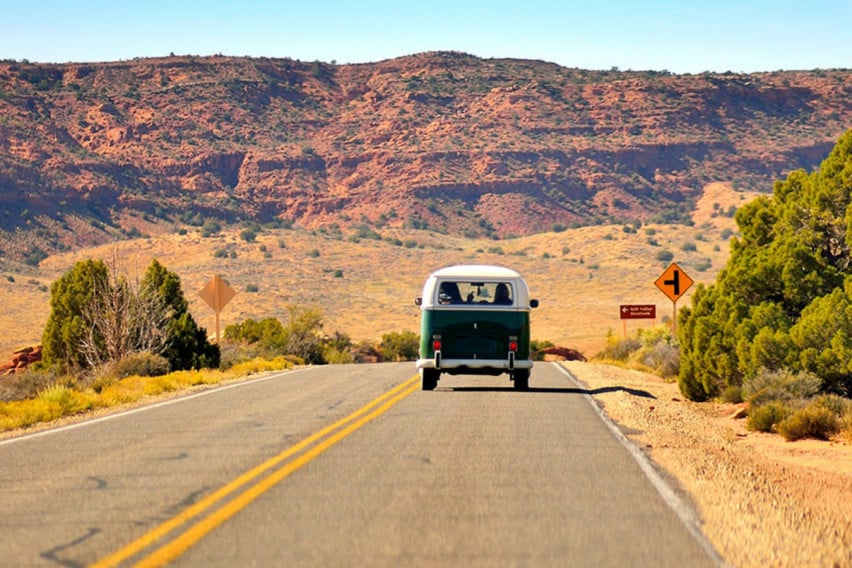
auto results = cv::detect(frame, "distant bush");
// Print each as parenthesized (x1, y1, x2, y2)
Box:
(747, 401, 790, 432)
(655, 250, 674, 262)
(380, 331, 420, 361)
(743, 368, 822, 408)
(97, 351, 170, 381)
(200, 219, 221, 237)
(721, 385, 744, 403)
(0, 369, 58, 402)
(778, 403, 839, 441)
(595, 327, 678, 378)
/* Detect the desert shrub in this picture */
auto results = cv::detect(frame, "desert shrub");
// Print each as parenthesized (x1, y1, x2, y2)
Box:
(777, 403, 839, 441)
(743, 368, 822, 407)
(596, 333, 641, 362)
(721, 385, 744, 403)
(34, 384, 95, 418)
(595, 328, 678, 378)
(530, 339, 555, 361)
(380, 331, 420, 361)
(223, 306, 326, 364)
(88, 351, 171, 393)
(324, 347, 354, 364)
(102, 351, 171, 379)
(747, 400, 790, 432)
(0, 369, 58, 402)
(813, 393, 848, 417)
(636, 340, 680, 378)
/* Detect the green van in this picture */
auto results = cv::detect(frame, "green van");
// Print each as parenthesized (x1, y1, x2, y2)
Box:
(414, 265, 539, 391)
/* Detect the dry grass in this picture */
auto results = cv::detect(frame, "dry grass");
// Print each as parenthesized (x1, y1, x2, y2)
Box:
(0, 357, 292, 432)
(0, 183, 760, 361)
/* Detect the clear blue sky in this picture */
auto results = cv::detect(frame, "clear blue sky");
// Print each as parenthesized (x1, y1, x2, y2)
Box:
(2, 0, 849, 73)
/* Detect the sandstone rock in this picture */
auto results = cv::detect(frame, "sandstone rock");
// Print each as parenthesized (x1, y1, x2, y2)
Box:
(1, 345, 42, 375)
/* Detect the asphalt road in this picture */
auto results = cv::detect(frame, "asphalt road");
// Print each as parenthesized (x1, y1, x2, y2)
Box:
(0, 362, 721, 567)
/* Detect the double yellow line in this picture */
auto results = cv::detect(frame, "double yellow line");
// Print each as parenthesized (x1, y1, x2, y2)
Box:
(91, 374, 420, 568)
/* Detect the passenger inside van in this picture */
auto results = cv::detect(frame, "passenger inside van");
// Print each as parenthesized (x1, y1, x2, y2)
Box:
(438, 282, 463, 304)
(493, 283, 512, 305)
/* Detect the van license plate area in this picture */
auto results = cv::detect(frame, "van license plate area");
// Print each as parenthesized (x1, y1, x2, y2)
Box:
(446, 335, 500, 358)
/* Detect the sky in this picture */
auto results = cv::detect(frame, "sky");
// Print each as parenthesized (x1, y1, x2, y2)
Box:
(1, 0, 850, 74)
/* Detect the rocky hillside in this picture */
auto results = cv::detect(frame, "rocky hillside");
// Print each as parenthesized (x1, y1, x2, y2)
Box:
(0, 52, 849, 262)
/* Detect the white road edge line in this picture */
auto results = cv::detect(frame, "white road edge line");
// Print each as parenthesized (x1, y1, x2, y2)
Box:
(0, 367, 316, 447)
(552, 362, 728, 567)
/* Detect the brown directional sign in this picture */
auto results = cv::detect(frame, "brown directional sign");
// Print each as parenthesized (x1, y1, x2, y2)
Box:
(620, 304, 656, 319)
(655, 262, 694, 302)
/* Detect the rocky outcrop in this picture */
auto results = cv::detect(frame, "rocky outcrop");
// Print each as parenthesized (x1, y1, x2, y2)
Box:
(537, 346, 587, 362)
(0, 54, 849, 259)
(0, 345, 42, 375)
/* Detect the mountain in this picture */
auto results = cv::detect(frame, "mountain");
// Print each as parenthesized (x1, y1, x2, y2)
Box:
(0, 52, 849, 263)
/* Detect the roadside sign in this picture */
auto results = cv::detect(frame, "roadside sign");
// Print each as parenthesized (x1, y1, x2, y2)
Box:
(199, 274, 236, 341)
(620, 304, 656, 319)
(654, 262, 694, 302)
(199, 274, 235, 312)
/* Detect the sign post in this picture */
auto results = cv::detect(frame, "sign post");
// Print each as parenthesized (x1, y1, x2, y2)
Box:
(654, 262, 694, 332)
(198, 274, 236, 342)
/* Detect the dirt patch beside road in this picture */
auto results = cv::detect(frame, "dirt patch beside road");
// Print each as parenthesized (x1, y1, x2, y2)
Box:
(562, 361, 852, 568)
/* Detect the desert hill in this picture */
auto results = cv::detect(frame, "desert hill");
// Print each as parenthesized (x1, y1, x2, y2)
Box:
(0, 52, 849, 264)
(0, 180, 756, 358)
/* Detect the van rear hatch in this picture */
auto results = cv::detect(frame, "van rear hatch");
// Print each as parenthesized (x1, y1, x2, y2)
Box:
(423, 309, 529, 360)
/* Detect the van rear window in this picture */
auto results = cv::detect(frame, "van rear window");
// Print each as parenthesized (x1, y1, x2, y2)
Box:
(437, 281, 513, 305)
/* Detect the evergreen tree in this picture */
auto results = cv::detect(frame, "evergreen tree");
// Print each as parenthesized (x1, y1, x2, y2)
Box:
(42, 258, 219, 373)
(42, 259, 110, 372)
(678, 130, 852, 399)
(141, 259, 220, 370)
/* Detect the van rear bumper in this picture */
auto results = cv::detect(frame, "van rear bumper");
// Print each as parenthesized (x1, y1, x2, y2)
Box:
(416, 358, 533, 372)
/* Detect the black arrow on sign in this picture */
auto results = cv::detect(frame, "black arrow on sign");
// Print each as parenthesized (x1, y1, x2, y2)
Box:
(664, 270, 681, 296)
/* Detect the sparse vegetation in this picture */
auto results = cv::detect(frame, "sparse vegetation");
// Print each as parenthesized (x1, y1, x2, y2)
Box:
(595, 327, 679, 379)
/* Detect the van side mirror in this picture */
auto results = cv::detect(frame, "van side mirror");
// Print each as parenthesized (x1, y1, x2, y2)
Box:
(530, 299, 539, 308)
(415, 297, 422, 306)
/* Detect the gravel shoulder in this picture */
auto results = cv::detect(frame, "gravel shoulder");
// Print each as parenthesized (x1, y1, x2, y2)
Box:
(562, 361, 852, 568)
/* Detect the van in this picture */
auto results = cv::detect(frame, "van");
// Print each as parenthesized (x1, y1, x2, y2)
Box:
(414, 265, 539, 390)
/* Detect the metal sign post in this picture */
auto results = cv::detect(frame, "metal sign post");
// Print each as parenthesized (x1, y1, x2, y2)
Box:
(654, 263, 694, 332)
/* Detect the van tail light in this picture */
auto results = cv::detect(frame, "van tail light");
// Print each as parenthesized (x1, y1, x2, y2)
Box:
(508, 340, 518, 352)
(433, 339, 442, 351)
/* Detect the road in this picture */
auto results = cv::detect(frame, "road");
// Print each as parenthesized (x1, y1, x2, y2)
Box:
(0, 362, 721, 567)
